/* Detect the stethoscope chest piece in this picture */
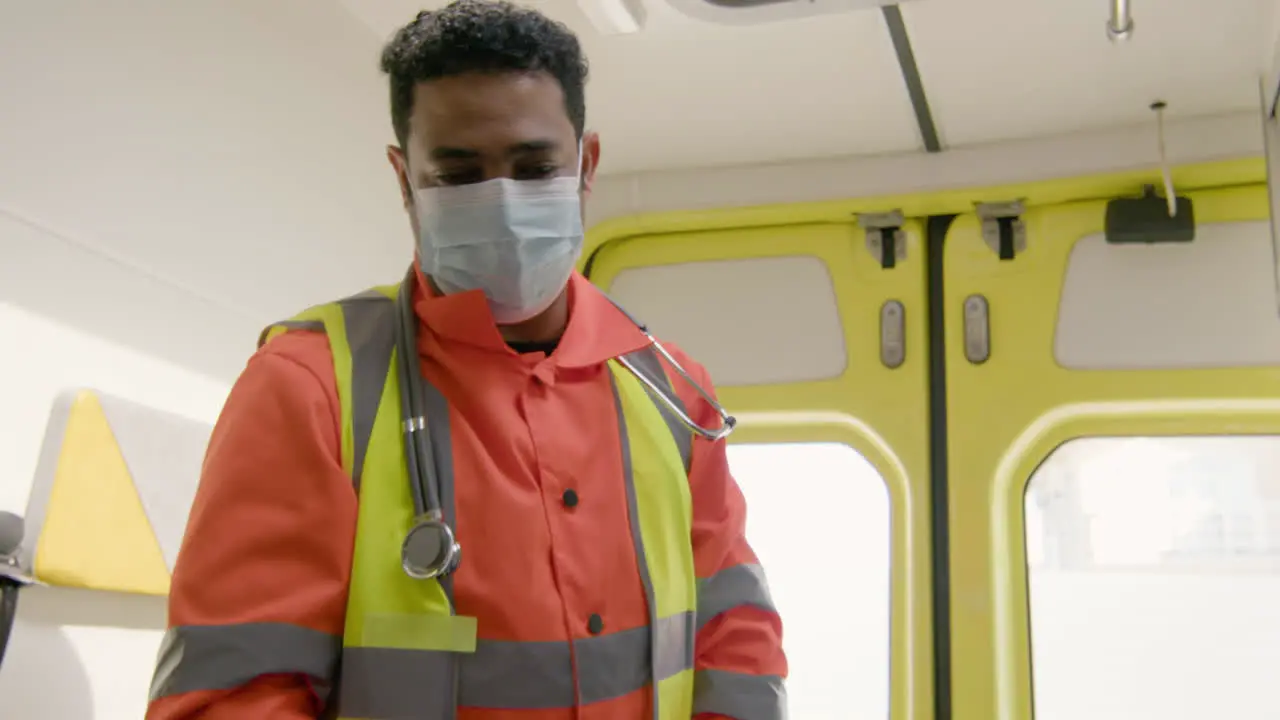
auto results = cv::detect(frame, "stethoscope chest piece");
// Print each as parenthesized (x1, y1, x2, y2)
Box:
(401, 514, 461, 580)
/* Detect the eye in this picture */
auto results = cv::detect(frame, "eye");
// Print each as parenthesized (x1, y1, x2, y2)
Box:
(514, 163, 559, 181)
(435, 169, 483, 186)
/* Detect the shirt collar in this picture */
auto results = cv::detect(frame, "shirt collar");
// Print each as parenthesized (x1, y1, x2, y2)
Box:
(412, 264, 651, 368)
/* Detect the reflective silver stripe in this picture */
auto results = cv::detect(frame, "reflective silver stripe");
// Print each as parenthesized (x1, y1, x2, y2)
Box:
(697, 564, 777, 632)
(336, 294, 397, 490)
(149, 622, 341, 701)
(610, 371, 664, 720)
(337, 612, 694, 715)
(336, 646, 454, 719)
(620, 347, 693, 474)
(653, 608, 697, 683)
(692, 669, 788, 720)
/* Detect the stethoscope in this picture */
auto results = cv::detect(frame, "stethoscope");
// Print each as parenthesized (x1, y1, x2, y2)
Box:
(395, 268, 737, 580)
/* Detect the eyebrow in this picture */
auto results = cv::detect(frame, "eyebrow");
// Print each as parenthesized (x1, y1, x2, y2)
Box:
(428, 140, 560, 162)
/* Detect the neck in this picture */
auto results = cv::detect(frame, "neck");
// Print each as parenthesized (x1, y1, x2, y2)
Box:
(498, 290, 570, 344)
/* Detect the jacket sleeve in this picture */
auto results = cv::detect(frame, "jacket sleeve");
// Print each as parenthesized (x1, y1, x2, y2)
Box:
(146, 331, 357, 720)
(662, 346, 788, 720)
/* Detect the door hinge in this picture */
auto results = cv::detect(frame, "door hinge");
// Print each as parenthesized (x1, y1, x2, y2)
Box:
(857, 211, 907, 269)
(976, 200, 1027, 260)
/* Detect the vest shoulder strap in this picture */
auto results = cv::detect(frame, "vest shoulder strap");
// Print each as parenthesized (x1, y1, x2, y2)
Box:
(257, 285, 399, 487)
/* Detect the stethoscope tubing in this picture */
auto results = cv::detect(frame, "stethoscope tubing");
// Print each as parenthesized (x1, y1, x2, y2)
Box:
(396, 271, 437, 520)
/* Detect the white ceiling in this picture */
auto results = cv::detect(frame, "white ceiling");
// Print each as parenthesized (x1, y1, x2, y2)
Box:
(1, 0, 1276, 385)
(339, 0, 1274, 173)
(905, 0, 1270, 148)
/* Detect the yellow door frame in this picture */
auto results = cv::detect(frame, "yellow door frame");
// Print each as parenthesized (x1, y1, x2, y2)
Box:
(582, 156, 1267, 720)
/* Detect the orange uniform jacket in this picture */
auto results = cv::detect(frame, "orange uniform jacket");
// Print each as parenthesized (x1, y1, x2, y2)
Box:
(146, 271, 786, 719)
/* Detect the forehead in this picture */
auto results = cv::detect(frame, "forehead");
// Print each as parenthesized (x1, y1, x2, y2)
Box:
(406, 71, 575, 158)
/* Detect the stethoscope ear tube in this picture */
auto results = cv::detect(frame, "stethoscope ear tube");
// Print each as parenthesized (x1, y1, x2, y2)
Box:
(604, 290, 737, 441)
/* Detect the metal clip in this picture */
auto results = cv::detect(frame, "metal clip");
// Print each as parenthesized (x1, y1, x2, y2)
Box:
(857, 210, 907, 269)
(976, 201, 1027, 260)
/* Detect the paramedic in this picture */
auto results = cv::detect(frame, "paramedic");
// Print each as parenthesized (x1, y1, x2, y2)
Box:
(144, 1, 786, 718)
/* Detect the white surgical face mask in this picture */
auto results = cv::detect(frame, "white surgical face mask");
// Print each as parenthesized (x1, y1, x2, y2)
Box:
(413, 145, 585, 324)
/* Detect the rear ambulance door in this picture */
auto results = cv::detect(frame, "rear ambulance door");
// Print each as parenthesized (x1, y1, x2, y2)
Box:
(586, 213, 935, 720)
(942, 183, 1280, 720)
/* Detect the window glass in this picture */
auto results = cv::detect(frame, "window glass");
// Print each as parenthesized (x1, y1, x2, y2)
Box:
(727, 442, 890, 719)
(1024, 436, 1280, 720)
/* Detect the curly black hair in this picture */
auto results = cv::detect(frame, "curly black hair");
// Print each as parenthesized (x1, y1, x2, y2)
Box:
(379, 0, 589, 148)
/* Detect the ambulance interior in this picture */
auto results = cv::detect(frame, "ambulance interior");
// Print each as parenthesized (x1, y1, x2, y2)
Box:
(4, 0, 1280, 718)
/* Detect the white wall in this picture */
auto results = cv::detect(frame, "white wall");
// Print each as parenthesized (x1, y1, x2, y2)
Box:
(0, 301, 230, 719)
(0, 0, 407, 385)
(2, 4, 391, 709)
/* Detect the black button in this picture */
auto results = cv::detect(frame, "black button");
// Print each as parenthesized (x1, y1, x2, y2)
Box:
(587, 613, 603, 635)
(562, 489, 579, 508)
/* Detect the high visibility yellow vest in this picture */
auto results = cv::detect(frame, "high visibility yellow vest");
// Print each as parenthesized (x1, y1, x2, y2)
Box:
(260, 284, 697, 719)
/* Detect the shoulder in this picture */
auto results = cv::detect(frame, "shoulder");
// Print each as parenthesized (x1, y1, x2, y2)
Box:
(234, 328, 339, 423)
(204, 328, 342, 467)
(255, 327, 335, 386)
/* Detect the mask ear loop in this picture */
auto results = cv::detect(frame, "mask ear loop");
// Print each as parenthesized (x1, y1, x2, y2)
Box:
(575, 137, 586, 190)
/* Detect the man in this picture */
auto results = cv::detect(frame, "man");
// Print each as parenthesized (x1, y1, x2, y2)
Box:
(145, 1, 786, 718)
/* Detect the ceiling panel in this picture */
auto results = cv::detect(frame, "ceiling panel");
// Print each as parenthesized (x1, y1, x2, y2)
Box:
(338, 0, 924, 173)
(904, 0, 1271, 148)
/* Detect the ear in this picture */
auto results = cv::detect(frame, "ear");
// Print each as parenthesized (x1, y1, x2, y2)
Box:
(387, 145, 412, 212)
(579, 131, 601, 196)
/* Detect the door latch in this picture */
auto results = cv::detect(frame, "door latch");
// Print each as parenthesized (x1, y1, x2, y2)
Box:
(880, 300, 906, 369)
(962, 294, 991, 364)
